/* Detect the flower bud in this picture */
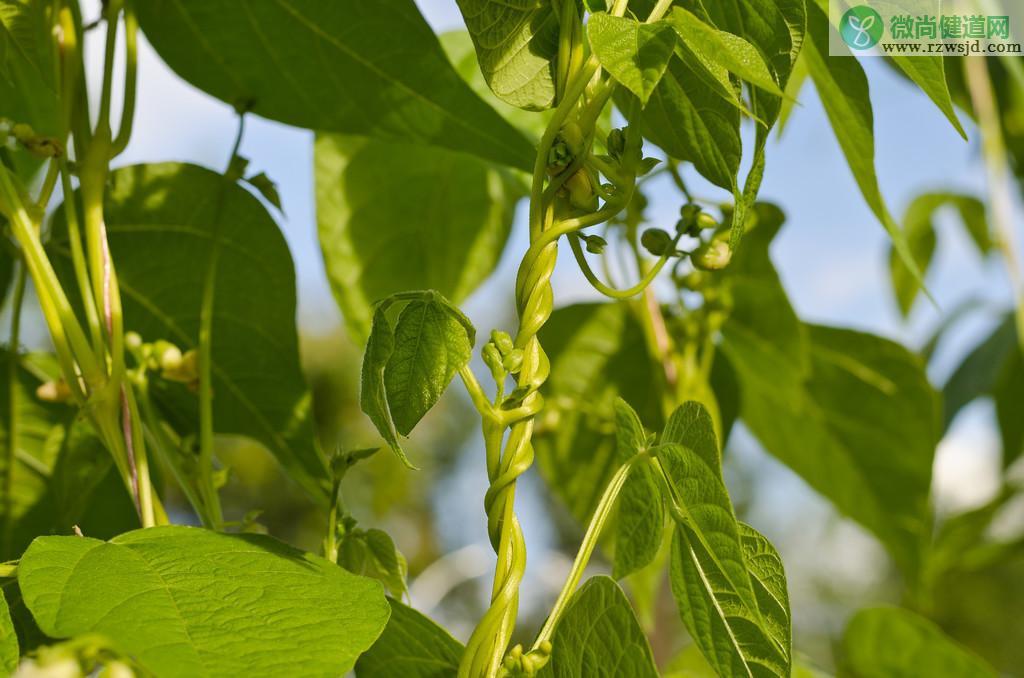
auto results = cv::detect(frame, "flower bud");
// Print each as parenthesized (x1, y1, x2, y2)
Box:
(36, 380, 72, 403)
(490, 330, 514, 356)
(502, 349, 524, 374)
(640, 228, 673, 256)
(581, 234, 607, 254)
(565, 170, 598, 212)
(693, 238, 732, 271)
(162, 348, 199, 384)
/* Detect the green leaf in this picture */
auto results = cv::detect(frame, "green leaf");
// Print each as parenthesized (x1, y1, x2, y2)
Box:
(623, 51, 741, 190)
(243, 172, 283, 213)
(50, 163, 330, 502)
(534, 303, 661, 524)
(0, 0, 59, 179)
(135, 0, 533, 170)
(454, 0, 560, 111)
(0, 587, 16, 675)
(18, 526, 390, 677)
(666, 8, 784, 96)
(655, 401, 789, 676)
(889, 56, 966, 139)
(611, 398, 663, 580)
(315, 133, 518, 343)
(440, 30, 550, 142)
(361, 307, 404, 464)
(942, 314, 1016, 430)
(355, 598, 463, 677)
(942, 314, 1022, 467)
(0, 350, 137, 560)
(993, 346, 1024, 468)
(721, 213, 938, 574)
(537, 576, 658, 677)
(668, 521, 791, 678)
(587, 13, 677, 107)
(803, 1, 925, 293)
(734, 325, 939, 574)
(889, 193, 988, 316)
(842, 607, 997, 678)
(339, 527, 408, 599)
(360, 292, 475, 467)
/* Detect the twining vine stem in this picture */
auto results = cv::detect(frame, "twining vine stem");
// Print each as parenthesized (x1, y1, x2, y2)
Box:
(458, 0, 679, 675)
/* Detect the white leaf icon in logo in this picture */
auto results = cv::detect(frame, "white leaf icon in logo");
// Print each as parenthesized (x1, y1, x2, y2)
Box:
(848, 14, 876, 48)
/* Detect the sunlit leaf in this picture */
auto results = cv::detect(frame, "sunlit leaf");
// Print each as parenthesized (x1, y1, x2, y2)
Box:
(842, 607, 997, 678)
(135, 0, 534, 169)
(19, 526, 390, 677)
(537, 576, 658, 677)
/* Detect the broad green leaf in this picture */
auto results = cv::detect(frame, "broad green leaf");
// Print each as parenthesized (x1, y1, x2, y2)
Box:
(587, 13, 677, 107)
(454, 0, 560, 111)
(339, 527, 409, 599)
(776, 54, 808, 137)
(360, 291, 474, 467)
(731, 324, 938, 574)
(842, 607, 997, 678)
(942, 314, 1022, 467)
(890, 56, 966, 139)
(696, 0, 796, 80)
(666, 8, 783, 96)
(135, 0, 533, 170)
(0, 587, 16, 675)
(0, 350, 136, 560)
(622, 53, 741, 190)
(50, 163, 330, 502)
(537, 576, 658, 677)
(355, 598, 463, 677)
(19, 526, 390, 677)
(889, 193, 988, 316)
(315, 133, 518, 343)
(656, 401, 789, 676)
(993, 346, 1024, 467)
(440, 30, 550, 142)
(942, 314, 1015, 429)
(386, 299, 473, 434)
(0, 0, 58, 180)
(361, 306, 404, 464)
(719, 204, 809, 401)
(611, 398, 663, 580)
(534, 303, 661, 523)
(721, 211, 937, 574)
(927, 540, 1024, 673)
(669, 522, 791, 678)
(803, 1, 924, 290)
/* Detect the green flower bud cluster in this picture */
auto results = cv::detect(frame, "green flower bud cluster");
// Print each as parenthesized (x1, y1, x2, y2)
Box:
(125, 331, 200, 387)
(500, 641, 552, 677)
(676, 202, 718, 237)
(603, 126, 659, 177)
(0, 117, 63, 157)
(483, 329, 524, 387)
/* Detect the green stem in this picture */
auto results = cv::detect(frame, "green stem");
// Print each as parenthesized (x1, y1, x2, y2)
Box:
(195, 116, 247, 532)
(568, 230, 682, 300)
(111, 1, 137, 157)
(134, 374, 209, 526)
(964, 58, 1024, 352)
(531, 455, 642, 650)
(1, 264, 27, 557)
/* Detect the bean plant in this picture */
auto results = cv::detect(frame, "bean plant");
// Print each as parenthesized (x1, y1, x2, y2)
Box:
(0, 0, 1020, 676)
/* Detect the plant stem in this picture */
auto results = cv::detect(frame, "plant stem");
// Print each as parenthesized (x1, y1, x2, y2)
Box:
(1, 264, 27, 557)
(531, 455, 641, 650)
(964, 58, 1024, 351)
